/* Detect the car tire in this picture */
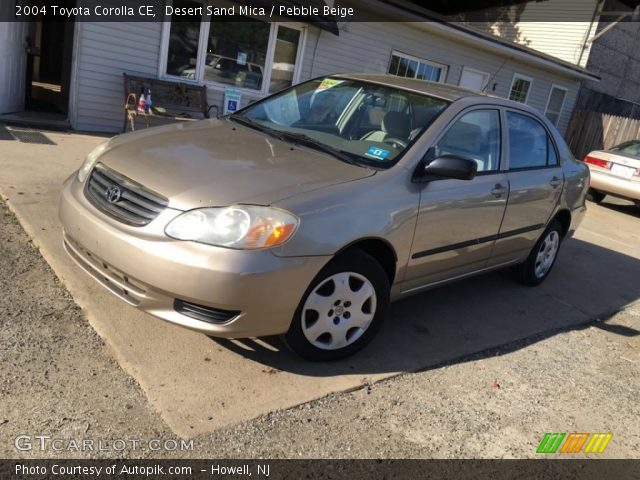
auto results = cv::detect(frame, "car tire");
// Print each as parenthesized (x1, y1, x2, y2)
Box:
(284, 250, 390, 361)
(586, 188, 605, 204)
(512, 219, 563, 287)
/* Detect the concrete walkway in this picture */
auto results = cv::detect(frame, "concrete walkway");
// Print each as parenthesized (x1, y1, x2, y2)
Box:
(1, 127, 639, 438)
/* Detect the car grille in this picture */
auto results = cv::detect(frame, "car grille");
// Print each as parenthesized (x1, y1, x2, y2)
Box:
(85, 163, 168, 226)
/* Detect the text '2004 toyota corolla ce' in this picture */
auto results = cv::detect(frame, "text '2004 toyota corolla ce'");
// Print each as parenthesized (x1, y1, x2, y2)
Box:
(59, 74, 589, 360)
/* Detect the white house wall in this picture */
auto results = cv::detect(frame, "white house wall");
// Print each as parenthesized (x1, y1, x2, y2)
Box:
(454, 0, 600, 68)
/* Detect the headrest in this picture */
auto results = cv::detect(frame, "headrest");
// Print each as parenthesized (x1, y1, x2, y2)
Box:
(441, 121, 483, 153)
(382, 111, 411, 139)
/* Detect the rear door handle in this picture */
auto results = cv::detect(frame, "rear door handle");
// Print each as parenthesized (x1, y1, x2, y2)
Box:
(549, 176, 562, 188)
(490, 183, 507, 198)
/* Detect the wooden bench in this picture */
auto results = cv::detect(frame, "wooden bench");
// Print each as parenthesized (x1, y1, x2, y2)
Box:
(122, 73, 219, 133)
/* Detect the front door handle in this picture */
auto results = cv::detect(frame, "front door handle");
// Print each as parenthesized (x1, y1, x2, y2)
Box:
(549, 176, 562, 188)
(490, 183, 507, 198)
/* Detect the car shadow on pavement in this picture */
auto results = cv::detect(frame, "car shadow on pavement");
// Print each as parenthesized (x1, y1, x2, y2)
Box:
(211, 237, 640, 377)
(598, 201, 640, 218)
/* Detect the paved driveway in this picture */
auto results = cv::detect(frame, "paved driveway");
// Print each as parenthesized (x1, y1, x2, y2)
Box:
(1, 126, 639, 439)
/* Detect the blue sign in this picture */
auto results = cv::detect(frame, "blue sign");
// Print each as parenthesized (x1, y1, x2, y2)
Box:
(224, 88, 242, 115)
(365, 146, 390, 160)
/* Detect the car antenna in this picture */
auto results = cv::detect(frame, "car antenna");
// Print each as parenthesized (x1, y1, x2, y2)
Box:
(482, 57, 509, 93)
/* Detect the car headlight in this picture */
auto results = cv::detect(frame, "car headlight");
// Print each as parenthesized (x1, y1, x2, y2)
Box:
(77, 142, 108, 182)
(165, 206, 299, 249)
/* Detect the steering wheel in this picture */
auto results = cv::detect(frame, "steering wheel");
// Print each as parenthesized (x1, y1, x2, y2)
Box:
(383, 137, 408, 149)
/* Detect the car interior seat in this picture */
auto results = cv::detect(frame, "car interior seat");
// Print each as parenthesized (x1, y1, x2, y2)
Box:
(409, 106, 442, 140)
(438, 121, 488, 171)
(361, 111, 412, 143)
(509, 130, 539, 169)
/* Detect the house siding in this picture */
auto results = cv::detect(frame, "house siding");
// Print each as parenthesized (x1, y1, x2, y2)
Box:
(73, 22, 162, 132)
(454, 0, 600, 67)
(72, 20, 581, 135)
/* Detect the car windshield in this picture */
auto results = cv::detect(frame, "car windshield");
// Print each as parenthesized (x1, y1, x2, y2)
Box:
(231, 77, 450, 168)
(611, 140, 640, 157)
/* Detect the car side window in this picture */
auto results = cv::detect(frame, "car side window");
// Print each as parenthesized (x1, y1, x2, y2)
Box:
(507, 111, 557, 169)
(433, 109, 501, 173)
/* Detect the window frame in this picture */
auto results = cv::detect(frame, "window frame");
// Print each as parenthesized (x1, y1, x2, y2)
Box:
(429, 106, 504, 175)
(543, 84, 568, 127)
(508, 73, 533, 104)
(159, 4, 308, 98)
(504, 109, 561, 171)
(387, 50, 448, 83)
(459, 66, 490, 91)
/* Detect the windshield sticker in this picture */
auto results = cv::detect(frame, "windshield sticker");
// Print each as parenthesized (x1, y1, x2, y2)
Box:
(365, 146, 390, 160)
(317, 78, 344, 91)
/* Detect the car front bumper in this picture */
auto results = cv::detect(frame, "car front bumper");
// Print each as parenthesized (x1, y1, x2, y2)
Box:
(59, 174, 330, 338)
(590, 168, 640, 202)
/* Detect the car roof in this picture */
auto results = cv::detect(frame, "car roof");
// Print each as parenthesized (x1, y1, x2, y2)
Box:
(334, 73, 490, 100)
(333, 73, 547, 115)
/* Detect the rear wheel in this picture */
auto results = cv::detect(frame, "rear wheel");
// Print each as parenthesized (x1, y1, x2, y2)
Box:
(586, 188, 606, 204)
(512, 219, 563, 286)
(284, 250, 389, 361)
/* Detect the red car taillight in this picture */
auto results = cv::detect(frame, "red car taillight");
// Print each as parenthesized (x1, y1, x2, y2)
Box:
(584, 155, 611, 169)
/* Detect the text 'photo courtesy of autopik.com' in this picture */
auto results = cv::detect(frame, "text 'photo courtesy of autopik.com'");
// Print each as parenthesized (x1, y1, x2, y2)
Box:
(1, 0, 640, 478)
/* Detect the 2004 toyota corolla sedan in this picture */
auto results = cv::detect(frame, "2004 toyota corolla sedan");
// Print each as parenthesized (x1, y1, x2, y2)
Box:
(59, 74, 589, 360)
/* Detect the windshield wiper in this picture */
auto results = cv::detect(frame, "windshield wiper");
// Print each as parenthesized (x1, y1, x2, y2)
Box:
(277, 131, 363, 166)
(228, 114, 286, 139)
(230, 115, 365, 167)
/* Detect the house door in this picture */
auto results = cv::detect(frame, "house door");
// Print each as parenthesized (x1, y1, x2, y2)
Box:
(0, 20, 29, 114)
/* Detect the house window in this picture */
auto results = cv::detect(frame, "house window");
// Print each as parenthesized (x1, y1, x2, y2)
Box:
(165, 0, 202, 78)
(161, 2, 306, 96)
(509, 73, 532, 103)
(204, 21, 271, 91)
(544, 85, 567, 126)
(388, 51, 447, 83)
(269, 26, 302, 93)
(459, 67, 490, 92)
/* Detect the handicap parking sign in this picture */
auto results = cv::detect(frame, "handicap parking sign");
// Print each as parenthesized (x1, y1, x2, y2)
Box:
(224, 88, 242, 115)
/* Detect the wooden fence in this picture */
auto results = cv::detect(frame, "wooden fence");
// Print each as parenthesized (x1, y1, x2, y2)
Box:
(565, 109, 640, 160)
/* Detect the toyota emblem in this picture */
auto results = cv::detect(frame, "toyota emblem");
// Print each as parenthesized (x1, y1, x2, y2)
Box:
(105, 186, 122, 204)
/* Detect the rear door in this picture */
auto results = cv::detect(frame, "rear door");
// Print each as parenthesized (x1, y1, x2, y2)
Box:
(488, 110, 563, 266)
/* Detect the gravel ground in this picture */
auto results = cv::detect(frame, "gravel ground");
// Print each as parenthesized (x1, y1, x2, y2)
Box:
(1, 197, 639, 459)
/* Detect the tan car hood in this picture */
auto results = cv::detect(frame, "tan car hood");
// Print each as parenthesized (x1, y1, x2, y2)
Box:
(98, 119, 375, 210)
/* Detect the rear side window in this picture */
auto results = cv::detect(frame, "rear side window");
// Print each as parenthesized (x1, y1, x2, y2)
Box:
(507, 111, 558, 169)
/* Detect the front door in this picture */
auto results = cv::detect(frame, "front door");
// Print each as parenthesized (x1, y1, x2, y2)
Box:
(404, 108, 508, 290)
(488, 110, 563, 266)
(0, 14, 28, 114)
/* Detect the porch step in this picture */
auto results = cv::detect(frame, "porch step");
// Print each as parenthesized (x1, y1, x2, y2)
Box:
(0, 111, 70, 131)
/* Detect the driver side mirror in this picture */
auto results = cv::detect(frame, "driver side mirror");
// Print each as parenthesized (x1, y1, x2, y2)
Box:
(414, 154, 477, 182)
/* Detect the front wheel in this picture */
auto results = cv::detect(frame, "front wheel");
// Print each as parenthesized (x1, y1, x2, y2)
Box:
(284, 250, 390, 361)
(512, 219, 563, 286)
